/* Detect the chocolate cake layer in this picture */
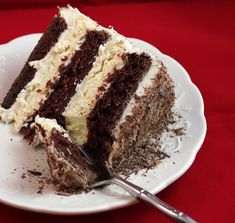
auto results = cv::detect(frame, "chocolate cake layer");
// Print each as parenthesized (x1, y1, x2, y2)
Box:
(1, 16, 67, 109)
(85, 53, 151, 162)
(20, 30, 109, 142)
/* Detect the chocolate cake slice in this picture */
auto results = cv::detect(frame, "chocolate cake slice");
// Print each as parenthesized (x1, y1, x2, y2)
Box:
(0, 6, 175, 189)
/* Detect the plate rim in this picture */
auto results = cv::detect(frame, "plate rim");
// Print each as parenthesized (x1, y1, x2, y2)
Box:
(0, 34, 207, 215)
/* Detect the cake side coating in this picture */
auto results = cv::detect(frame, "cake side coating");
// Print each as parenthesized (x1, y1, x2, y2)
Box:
(110, 64, 175, 164)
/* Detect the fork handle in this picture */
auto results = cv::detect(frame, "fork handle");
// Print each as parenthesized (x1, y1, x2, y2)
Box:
(111, 176, 197, 223)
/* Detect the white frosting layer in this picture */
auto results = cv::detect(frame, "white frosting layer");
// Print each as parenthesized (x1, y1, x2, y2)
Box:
(34, 115, 68, 137)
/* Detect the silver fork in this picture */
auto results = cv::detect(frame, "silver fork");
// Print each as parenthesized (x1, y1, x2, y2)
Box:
(81, 149, 197, 223)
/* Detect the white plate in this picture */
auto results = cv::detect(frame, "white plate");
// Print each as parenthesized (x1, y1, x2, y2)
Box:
(0, 34, 206, 215)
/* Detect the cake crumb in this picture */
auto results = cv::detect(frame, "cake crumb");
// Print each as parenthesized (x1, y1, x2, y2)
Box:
(37, 185, 44, 194)
(27, 170, 42, 176)
(54, 185, 85, 196)
(55, 191, 72, 196)
(19, 169, 53, 195)
(21, 173, 26, 179)
(173, 127, 185, 136)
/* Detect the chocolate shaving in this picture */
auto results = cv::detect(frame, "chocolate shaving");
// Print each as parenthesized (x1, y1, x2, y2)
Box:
(112, 109, 174, 176)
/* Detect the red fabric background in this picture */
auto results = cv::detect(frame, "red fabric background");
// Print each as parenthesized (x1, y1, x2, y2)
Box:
(0, 1, 235, 222)
(0, 0, 160, 9)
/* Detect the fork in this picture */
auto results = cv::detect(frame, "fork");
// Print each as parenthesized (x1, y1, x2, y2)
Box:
(81, 149, 197, 223)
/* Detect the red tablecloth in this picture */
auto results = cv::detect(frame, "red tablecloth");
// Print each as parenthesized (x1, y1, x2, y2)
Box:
(0, 1, 235, 222)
